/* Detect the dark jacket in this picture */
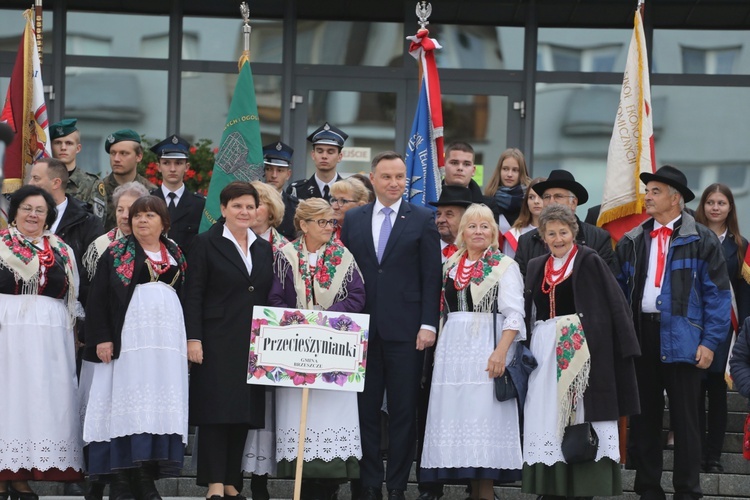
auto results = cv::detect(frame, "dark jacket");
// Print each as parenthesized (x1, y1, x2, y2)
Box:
(615, 212, 732, 364)
(287, 173, 342, 201)
(151, 187, 205, 255)
(729, 317, 750, 406)
(183, 222, 273, 426)
(525, 245, 641, 421)
(55, 195, 104, 304)
(278, 190, 299, 241)
(442, 178, 501, 221)
(84, 235, 183, 362)
(515, 216, 618, 277)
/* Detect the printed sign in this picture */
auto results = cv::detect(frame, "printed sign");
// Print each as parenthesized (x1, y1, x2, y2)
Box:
(248, 307, 370, 392)
(341, 147, 371, 163)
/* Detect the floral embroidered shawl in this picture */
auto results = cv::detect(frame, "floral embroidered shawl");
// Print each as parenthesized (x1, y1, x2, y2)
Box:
(82, 227, 122, 280)
(107, 234, 187, 287)
(555, 313, 591, 438)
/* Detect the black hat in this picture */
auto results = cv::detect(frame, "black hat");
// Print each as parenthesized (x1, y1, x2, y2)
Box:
(150, 134, 191, 159)
(263, 141, 294, 168)
(49, 118, 77, 140)
(105, 129, 141, 153)
(307, 122, 348, 148)
(428, 185, 473, 208)
(533, 169, 589, 205)
(640, 165, 695, 202)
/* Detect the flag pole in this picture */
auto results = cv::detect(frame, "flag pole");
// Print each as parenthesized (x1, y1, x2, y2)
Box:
(414, 1, 431, 83)
(34, 0, 43, 65)
(239, 1, 251, 70)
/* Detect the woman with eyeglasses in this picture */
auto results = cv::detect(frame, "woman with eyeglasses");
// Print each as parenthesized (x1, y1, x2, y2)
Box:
(0, 186, 84, 500)
(330, 177, 370, 240)
(269, 198, 366, 500)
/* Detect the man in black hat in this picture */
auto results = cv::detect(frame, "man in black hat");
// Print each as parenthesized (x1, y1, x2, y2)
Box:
(49, 118, 107, 221)
(149, 134, 205, 254)
(287, 122, 347, 202)
(102, 129, 156, 230)
(514, 169, 617, 276)
(263, 141, 298, 240)
(615, 165, 731, 500)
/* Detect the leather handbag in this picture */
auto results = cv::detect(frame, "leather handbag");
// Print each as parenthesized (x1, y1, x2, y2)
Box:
(561, 422, 599, 464)
(493, 302, 518, 402)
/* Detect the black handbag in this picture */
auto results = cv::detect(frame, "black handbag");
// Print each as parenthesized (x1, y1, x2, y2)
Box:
(493, 301, 518, 402)
(561, 422, 599, 464)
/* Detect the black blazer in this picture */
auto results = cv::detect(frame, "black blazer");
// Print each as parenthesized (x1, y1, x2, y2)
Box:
(151, 187, 205, 255)
(183, 222, 273, 426)
(286, 173, 343, 201)
(341, 201, 441, 341)
(56, 195, 103, 304)
(278, 190, 299, 241)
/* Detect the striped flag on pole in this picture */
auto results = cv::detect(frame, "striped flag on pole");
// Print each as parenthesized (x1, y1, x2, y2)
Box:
(597, 8, 654, 241)
(404, 29, 444, 209)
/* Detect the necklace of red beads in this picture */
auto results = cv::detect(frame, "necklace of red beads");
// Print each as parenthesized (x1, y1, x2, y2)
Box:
(541, 245, 578, 317)
(146, 243, 171, 276)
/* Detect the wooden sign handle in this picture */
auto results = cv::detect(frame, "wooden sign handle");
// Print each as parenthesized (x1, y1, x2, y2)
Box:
(293, 387, 310, 500)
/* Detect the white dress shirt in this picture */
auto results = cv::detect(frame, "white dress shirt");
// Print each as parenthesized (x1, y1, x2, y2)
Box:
(51, 196, 69, 234)
(222, 224, 257, 275)
(641, 215, 681, 313)
(161, 184, 186, 207)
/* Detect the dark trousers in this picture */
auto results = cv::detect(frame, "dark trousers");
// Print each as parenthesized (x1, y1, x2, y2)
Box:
(358, 332, 424, 491)
(196, 424, 250, 491)
(629, 318, 703, 500)
(699, 372, 728, 463)
(416, 346, 443, 497)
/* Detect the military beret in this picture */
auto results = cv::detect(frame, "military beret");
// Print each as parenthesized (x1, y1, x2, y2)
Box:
(50, 118, 78, 140)
(105, 129, 141, 153)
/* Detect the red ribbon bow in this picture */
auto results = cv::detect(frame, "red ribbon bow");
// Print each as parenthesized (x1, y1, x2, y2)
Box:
(650, 226, 673, 287)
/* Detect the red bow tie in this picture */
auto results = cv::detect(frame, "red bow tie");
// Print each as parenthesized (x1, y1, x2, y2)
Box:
(650, 226, 673, 287)
(442, 244, 458, 258)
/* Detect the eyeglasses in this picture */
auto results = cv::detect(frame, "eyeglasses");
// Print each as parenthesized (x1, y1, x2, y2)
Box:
(306, 219, 338, 228)
(542, 193, 575, 202)
(329, 197, 354, 206)
(18, 205, 48, 216)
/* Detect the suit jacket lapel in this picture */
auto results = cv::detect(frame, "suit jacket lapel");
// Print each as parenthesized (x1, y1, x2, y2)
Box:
(169, 193, 193, 224)
(380, 202, 411, 265)
(209, 223, 251, 280)
(359, 204, 378, 265)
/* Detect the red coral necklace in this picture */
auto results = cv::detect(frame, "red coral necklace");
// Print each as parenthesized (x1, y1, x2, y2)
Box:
(454, 253, 480, 291)
(541, 245, 578, 317)
(146, 243, 171, 276)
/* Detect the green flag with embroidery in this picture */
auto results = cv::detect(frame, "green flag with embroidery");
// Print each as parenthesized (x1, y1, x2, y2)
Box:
(200, 59, 264, 231)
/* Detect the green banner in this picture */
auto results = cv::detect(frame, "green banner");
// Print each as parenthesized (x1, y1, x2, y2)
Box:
(200, 60, 264, 232)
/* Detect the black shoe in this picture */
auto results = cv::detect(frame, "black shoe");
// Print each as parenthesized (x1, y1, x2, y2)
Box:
(387, 491, 405, 500)
(706, 460, 724, 473)
(224, 495, 246, 500)
(86, 481, 106, 500)
(0, 482, 9, 500)
(360, 488, 382, 500)
(8, 484, 38, 500)
(250, 474, 269, 500)
(135, 467, 162, 500)
(416, 492, 441, 500)
(109, 471, 135, 500)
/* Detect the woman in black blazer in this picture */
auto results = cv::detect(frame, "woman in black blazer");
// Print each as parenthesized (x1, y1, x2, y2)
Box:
(184, 182, 273, 500)
(695, 183, 750, 473)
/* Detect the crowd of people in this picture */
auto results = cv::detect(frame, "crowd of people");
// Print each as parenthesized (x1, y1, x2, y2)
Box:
(0, 116, 748, 500)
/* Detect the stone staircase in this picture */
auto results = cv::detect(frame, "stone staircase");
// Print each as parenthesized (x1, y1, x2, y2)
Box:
(35, 392, 750, 499)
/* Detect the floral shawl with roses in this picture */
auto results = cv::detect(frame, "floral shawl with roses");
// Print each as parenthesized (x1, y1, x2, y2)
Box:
(554, 313, 591, 438)
(107, 234, 187, 287)
(276, 236, 361, 310)
(0, 227, 78, 325)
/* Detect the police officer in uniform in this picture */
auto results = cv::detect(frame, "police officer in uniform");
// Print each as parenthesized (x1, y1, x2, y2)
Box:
(263, 141, 298, 240)
(149, 134, 205, 254)
(286, 122, 347, 202)
(102, 129, 156, 231)
(49, 118, 107, 221)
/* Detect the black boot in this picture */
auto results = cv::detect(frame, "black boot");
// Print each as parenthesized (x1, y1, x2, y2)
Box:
(86, 481, 106, 500)
(250, 474, 269, 500)
(109, 472, 135, 500)
(135, 467, 161, 500)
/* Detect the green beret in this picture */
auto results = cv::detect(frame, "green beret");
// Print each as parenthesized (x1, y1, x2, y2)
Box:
(105, 129, 141, 153)
(49, 118, 78, 140)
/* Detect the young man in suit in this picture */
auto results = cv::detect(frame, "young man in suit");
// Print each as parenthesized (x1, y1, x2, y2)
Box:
(287, 122, 347, 202)
(340, 151, 441, 500)
(149, 135, 205, 254)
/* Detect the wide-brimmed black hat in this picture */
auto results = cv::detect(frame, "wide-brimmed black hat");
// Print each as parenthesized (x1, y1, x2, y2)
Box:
(428, 185, 473, 208)
(640, 165, 695, 202)
(533, 169, 589, 205)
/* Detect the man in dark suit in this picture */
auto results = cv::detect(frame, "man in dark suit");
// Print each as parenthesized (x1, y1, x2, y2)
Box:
(341, 151, 441, 500)
(287, 122, 347, 202)
(262, 141, 298, 240)
(149, 135, 205, 254)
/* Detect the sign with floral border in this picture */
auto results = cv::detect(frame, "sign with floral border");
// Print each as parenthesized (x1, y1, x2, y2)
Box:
(248, 307, 370, 392)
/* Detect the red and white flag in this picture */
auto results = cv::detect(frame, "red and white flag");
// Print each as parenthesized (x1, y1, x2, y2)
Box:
(597, 9, 654, 241)
(0, 9, 50, 194)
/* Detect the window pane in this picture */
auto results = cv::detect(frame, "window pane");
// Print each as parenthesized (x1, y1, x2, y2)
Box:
(180, 72, 282, 149)
(0, 9, 54, 53)
(655, 30, 750, 75)
(537, 28, 630, 73)
(296, 21, 403, 66)
(64, 67, 168, 176)
(66, 12, 167, 58)
(428, 25, 524, 70)
(183, 17, 282, 63)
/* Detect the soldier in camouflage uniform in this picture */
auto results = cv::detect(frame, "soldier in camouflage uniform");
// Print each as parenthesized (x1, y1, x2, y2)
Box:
(101, 129, 156, 231)
(50, 118, 107, 221)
